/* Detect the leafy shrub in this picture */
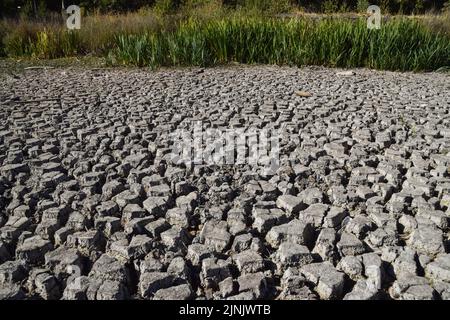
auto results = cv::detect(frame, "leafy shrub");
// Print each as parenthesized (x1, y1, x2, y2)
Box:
(357, 0, 370, 13)
(322, 0, 340, 13)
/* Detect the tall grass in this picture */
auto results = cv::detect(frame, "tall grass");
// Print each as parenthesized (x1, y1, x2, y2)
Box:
(0, 11, 162, 58)
(1, 12, 449, 71)
(111, 17, 450, 71)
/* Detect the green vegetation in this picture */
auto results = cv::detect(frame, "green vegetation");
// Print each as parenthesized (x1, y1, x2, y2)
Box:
(0, 1, 449, 71)
(109, 17, 450, 71)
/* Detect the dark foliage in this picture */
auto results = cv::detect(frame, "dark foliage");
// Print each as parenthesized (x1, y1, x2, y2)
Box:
(1, 0, 449, 18)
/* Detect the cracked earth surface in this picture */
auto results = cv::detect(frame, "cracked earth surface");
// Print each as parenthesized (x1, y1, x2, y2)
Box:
(0, 66, 449, 300)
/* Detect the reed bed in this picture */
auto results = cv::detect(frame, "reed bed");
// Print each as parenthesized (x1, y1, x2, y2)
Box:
(111, 17, 450, 71)
(1, 13, 449, 71)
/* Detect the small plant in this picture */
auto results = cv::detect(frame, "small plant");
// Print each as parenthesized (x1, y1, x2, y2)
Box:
(181, 0, 225, 20)
(238, 0, 292, 15)
(443, 1, 450, 13)
(380, 0, 392, 13)
(33, 30, 51, 58)
(153, 0, 179, 16)
(19, 0, 35, 19)
(357, 0, 370, 13)
(2, 22, 37, 56)
(413, 0, 424, 14)
(3, 32, 31, 57)
(322, 0, 340, 13)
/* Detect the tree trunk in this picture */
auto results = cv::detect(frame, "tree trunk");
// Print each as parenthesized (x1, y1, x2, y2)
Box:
(32, 0, 37, 18)
(61, 0, 66, 21)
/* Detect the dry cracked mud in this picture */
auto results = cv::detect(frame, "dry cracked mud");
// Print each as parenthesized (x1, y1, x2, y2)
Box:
(0, 66, 449, 300)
